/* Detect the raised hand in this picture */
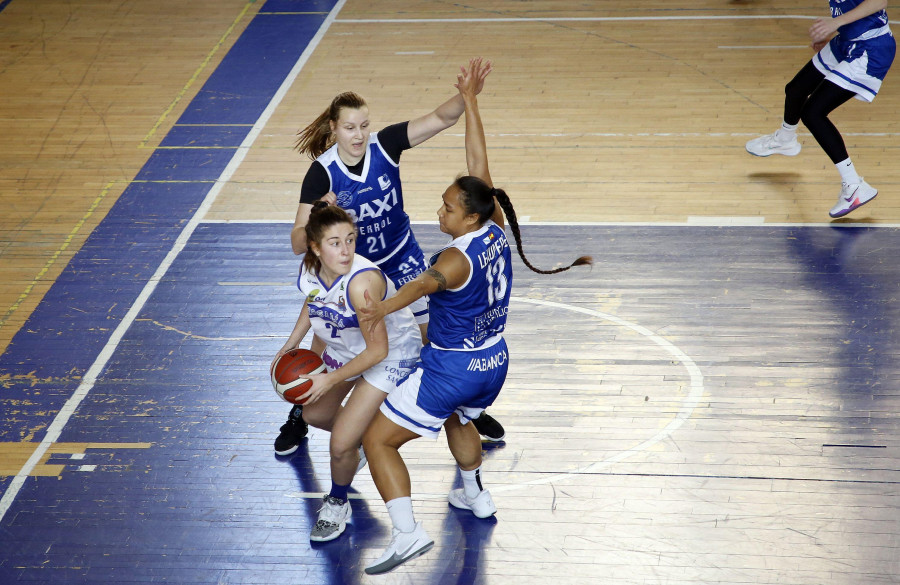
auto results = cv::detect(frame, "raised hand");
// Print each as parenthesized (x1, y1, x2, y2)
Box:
(456, 57, 493, 96)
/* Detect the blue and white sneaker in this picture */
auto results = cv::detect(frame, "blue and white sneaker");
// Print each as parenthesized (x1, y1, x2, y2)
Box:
(830, 180, 877, 218)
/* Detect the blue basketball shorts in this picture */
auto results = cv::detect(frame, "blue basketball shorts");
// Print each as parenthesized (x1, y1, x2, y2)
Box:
(815, 32, 896, 102)
(380, 339, 509, 439)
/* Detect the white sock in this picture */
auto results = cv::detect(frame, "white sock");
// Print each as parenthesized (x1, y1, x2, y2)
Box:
(385, 496, 416, 533)
(460, 466, 485, 500)
(776, 121, 798, 141)
(836, 158, 861, 184)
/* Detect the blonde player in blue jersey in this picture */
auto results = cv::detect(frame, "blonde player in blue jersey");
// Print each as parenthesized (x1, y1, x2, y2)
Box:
(746, 0, 895, 218)
(273, 60, 505, 455)
(356, 58, 592, 575)
(271, 202, 422, 543)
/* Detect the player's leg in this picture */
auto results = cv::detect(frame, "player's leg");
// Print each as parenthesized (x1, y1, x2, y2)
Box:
(799, 81, 877, 217)
(273, 334, 327, 455)
(299, 378, 353, 432)
(445, 411, 497, 518)
(746, 61, 823, 157)
(362, 411, 433, 574)
(308, 378, 381, 542)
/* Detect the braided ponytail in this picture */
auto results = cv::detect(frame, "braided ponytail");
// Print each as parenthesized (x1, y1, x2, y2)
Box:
(456, 176, 592, 274)
(492, 189, 592, 274)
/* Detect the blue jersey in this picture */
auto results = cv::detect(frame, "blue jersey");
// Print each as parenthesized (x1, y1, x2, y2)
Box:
(831, 0, 890, 41)
(317, 132, 413, 265)
(426, 221, 512, 350)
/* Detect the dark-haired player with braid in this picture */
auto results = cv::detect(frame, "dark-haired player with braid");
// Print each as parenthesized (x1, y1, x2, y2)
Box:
(357, 58, 592, 575)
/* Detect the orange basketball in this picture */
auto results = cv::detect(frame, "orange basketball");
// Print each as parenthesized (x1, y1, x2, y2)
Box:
(270, 348, 326, 404)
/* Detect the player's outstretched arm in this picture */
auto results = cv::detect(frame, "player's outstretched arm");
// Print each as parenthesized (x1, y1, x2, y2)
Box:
(358, 248, 470, 334)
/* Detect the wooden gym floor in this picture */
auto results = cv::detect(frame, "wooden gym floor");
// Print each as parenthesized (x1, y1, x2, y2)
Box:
(1, 1, 899, 583)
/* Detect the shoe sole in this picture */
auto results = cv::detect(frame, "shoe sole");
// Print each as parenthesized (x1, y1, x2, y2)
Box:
(746, 146, 801, 157)
(479, 434, 505, 443)
(364, 541, 434, 575)
(830, 191, 877, 218)
(448, 491, 497, 518)
(310, 522, 347, 542)
(274, 444, 299, 456)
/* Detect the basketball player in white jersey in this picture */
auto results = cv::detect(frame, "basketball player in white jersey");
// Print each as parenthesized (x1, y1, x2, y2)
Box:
(746, 0, 895, 218)
(357, 58, 591, 575)
(271, 202, 421, 543)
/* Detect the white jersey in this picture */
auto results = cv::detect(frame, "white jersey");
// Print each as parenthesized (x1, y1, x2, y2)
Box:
(297, 254, 421, 369)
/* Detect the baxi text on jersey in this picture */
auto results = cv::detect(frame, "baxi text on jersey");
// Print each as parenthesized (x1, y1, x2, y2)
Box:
(346, 188, 399, 224)
(467, 348, 508, 372)
(476, 235, 509, 269)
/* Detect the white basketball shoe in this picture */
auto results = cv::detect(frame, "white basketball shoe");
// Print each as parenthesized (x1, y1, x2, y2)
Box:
(746, 130, 802, 157)
(829, 180, 878, 218)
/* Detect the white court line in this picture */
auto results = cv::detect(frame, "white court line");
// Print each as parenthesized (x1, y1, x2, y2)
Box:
(477, 132, 900, 137)
(0, 0, 349, 523)
(337, 15, 820, 24)
(202, 219, 900, 229)
(337, 15, 899, 25)
(285, 297, 705, 501)
(719, 45, 808, 49)
(686, 216, 765, 226)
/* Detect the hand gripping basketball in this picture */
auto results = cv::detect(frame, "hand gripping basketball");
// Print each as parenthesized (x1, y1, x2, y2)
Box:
(270, 348, 327, 404)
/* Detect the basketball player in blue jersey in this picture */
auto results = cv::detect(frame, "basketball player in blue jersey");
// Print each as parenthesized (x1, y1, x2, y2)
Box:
(746, 0, 895, 218)
(273, 63, 505, 455)
(271, 203, 422, 543)
(356, 58, 592, 575)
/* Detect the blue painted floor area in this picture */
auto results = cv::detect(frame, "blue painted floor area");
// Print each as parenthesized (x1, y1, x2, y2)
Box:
(2, 223, 899, 583)
(0, 0, 333, 443)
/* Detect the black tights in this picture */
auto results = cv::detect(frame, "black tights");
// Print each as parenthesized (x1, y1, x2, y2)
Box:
(784, 61, 856, 164)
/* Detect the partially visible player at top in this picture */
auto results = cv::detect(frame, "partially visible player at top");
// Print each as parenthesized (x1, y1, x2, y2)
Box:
(273, 62, 506, 455)
(746, 0, 895, 218)
(357, 57, 592, 575)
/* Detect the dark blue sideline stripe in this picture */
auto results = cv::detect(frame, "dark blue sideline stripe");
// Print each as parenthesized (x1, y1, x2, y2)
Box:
(0, 0, 13, 14)
(0, 0, 336, 442)
(160, 125, 252, 149)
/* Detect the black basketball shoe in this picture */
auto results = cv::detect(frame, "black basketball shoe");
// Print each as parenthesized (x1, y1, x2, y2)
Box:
(274, 404, 307, 455)
(472, 411, 505, 442)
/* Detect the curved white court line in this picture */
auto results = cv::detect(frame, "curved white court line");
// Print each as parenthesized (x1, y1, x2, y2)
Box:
(288, 296, 705, 500)
(488, 297, 705, 493)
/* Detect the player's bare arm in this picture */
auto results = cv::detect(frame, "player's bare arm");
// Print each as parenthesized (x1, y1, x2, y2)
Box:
(424, 267, 447, 292)
(358, 248, 469, 335)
